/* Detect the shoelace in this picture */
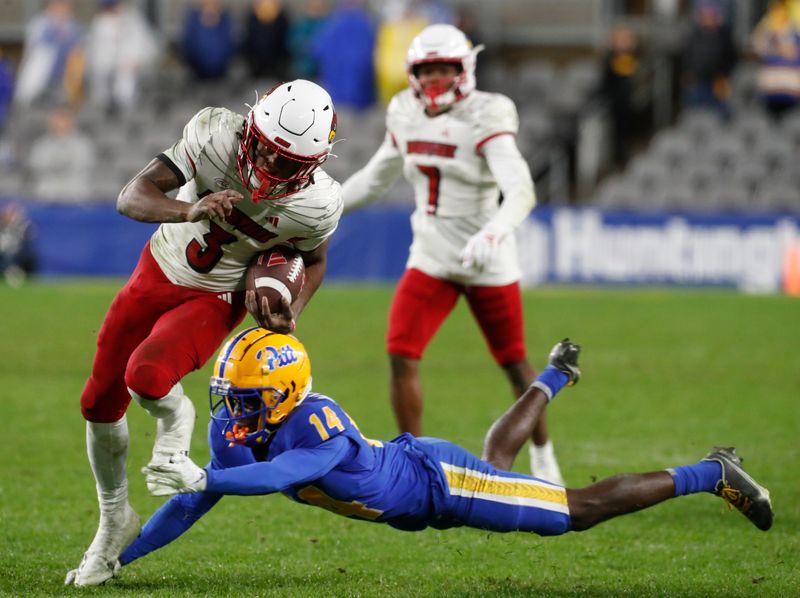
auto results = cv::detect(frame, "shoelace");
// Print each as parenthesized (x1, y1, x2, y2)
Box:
(719, 482, 752, 513)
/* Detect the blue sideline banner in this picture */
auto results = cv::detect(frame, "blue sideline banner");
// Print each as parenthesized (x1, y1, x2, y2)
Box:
(18, 202, 800, 292)
(517, 209, 800, 292)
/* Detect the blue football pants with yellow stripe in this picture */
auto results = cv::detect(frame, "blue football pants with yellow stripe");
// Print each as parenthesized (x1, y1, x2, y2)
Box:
(417, 438, 572, 536)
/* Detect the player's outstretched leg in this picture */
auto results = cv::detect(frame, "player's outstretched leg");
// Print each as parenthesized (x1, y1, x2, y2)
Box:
(502, 359, 564, 485)
(65, 417, 141, 587)
(567, 447, 773, 532)
(131, 382, 196, 469)
(483, 339, 581, 471)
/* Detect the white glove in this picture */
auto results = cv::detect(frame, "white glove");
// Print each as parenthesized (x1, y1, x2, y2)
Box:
(142, 454, 208, 496)
(460, 229, 500, 271)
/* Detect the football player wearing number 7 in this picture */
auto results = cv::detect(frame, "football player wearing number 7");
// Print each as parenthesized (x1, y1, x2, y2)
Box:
(340, 24, 563, 483)
(110, 330, 771, 579)
(65, 81, 343, 587)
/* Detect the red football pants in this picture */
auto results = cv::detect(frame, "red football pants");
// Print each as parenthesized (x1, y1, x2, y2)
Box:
(80, 244, 246, 422)
(387, 268, 527, 365)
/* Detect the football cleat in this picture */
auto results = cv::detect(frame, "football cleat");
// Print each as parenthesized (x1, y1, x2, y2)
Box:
(547, 338, 582, 386)
(66, 503, 140, 586)
(702, 447, 773, 531)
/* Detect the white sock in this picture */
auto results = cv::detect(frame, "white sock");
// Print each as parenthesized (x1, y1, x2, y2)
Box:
(86, 418, 129, 515)
(131, 382, 194, 459)
(130, 382, 185, 418)
(529, 440, 565, 485)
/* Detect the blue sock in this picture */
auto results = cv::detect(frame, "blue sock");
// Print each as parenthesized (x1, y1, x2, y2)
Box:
(668, 461, 722, 496)
(530, 366, 570, 401)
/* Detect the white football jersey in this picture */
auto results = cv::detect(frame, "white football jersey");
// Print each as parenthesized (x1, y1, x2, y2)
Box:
(383, 89, 524, 285)
(149, 107, 343, 292)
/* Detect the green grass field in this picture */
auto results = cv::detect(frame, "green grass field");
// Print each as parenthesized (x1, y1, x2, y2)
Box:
(0, 282, 798, 597)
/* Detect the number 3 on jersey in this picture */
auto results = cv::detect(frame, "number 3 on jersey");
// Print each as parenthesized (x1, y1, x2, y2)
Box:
(417, 165, 441, 215)
(185, 221, 237, 273)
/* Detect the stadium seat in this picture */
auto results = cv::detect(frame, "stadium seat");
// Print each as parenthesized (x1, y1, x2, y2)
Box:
(753, 182, 800, 213)
(676, 109, 723, 145)
(518, 106, 556, 143)
(651, 182, 697, 212)
(707, 182, 752, 213)
(683, 159, 723, 193)
(627, 156, 671, 192)
(754, 136, 795, 169)
(516, 61, 556, 102)
(593, 176, 643, 210)
(706, 132, 746, 169)
(649, 130, 694, 169)
(730, 158, 770, 194)
(479, 62, 517, 97)
(731, 111, 773, 146)
(561, 59, 601, 99)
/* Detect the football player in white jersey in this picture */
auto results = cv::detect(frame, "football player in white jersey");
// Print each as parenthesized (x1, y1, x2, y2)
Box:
(341, 25, 564, 485)
(65, 80, 342, 587)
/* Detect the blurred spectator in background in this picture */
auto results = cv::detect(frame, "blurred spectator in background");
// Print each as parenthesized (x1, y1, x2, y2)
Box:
(0, 49, 14, 133)
(241, 0, 291, 81)
(752, 0, 800, 120)
(85, 0, 160, 115)
(27, 105, 95, 201)
(181, 0, 236, 81)
(312, 0, 376, 110)
(288, 0, 329, 80)
(13, 0, 84, 109)
(417, 0, 456, 25)
(600, 23, 641, 169)
(375, 0, 428, 105)
(0, 203, 37, 287)
(681, 0, 737, 119)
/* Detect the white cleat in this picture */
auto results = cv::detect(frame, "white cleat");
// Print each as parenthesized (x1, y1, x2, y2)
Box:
(530, 441, 566, 486)
(148, 395, 196, 468)
(65, 503, 140, 587)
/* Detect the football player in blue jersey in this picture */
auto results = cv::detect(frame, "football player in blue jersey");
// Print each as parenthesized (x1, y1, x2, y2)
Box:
(114, 329, 772, 575)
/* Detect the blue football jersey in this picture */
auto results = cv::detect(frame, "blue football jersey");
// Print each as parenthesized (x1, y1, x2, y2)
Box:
(208, 393, 439, 530)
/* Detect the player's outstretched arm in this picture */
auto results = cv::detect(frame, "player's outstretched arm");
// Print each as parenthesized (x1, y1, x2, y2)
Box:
(118, 491, 224, 567)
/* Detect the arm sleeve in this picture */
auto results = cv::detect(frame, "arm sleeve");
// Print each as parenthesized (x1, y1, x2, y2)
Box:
(118, 490, 223, 566)
(340, 132, 404, 215)
(480, 133, 537, 239)
(206, 435, 352, 495)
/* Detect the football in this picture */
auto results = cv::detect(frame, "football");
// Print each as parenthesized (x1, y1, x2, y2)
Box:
(246, 246, 306, 312)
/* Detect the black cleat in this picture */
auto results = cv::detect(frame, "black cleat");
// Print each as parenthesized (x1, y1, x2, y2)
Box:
(702, 447, 773, 531)
(547, 338, 581, 386)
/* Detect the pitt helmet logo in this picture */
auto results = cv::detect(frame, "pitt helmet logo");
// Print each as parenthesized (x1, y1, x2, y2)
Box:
(257, 345, 299, 371)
